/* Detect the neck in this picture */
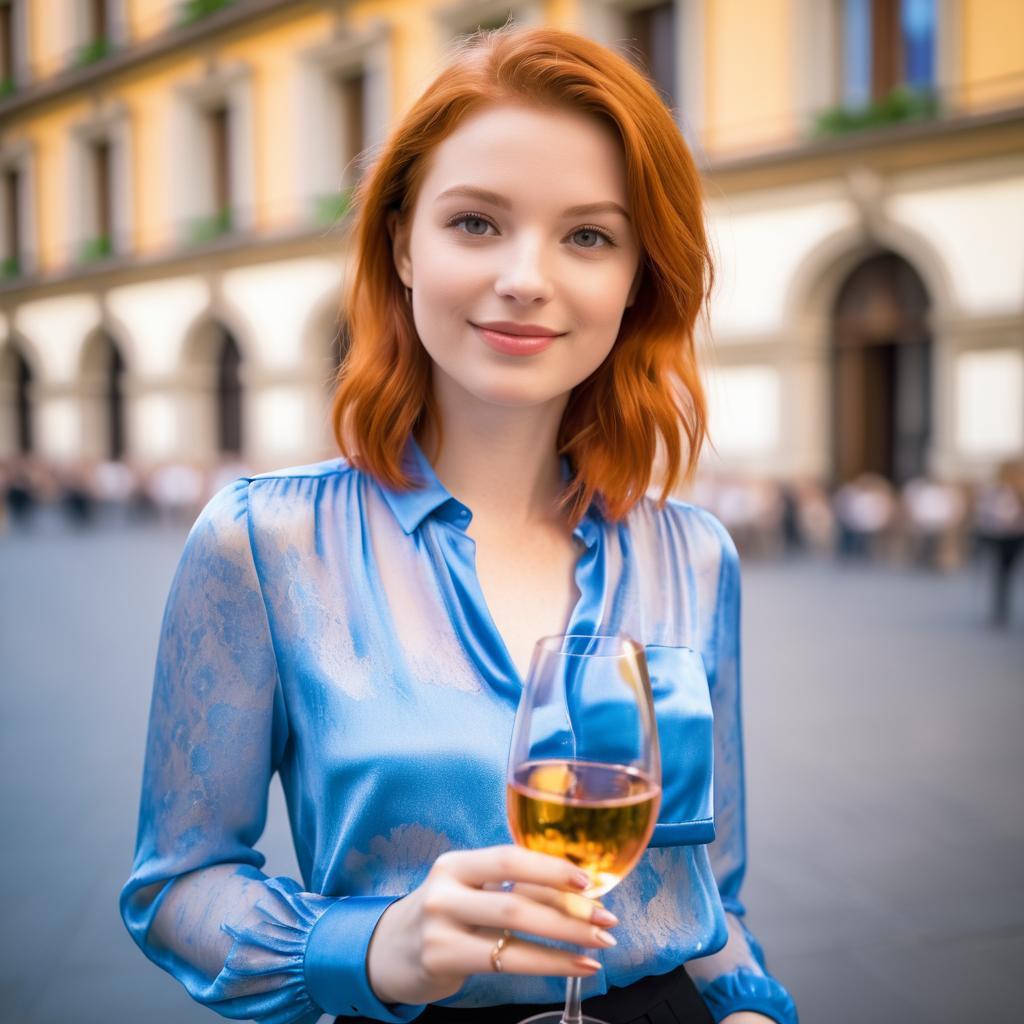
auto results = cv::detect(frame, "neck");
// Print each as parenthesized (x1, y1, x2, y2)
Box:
(418, 375, 569, 530)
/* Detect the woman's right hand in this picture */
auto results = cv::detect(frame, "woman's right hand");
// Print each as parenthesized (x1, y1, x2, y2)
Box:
(364, 844, 620, 1006)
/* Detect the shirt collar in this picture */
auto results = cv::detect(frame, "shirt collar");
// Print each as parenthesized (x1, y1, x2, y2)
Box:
(377, 433, 599, 539)
(376, 434, 459, 535)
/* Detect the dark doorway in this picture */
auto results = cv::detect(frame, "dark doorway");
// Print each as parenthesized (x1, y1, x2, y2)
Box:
(105, 335, 125, 460)
(215, 327, 243, 454)
(831, 251, 932, 486)
(4, 343, 33, 453)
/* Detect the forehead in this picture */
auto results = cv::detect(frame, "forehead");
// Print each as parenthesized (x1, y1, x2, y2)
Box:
(416, 102, 629, 210)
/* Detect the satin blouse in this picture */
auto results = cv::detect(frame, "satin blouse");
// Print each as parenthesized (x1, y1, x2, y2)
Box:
(120, 435, 798, 1024)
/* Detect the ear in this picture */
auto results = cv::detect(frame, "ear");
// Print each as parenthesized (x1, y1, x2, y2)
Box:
(625, 259, 643, 307)
(387, 210, 413, 289)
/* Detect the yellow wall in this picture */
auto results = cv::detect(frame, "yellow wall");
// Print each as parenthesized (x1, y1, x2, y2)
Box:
(220, 11, 335, 233)
(27, 0, 65, 79)
(960, 0, 1024, 111)
(126, 0, 177, 42)
(704, 0, 797, 155)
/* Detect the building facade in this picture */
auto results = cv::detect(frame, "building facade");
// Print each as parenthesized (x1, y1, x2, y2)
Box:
(0, 0, 1022, 486)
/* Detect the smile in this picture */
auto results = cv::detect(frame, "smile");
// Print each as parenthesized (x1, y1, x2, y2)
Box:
(470, 322, 563, 356)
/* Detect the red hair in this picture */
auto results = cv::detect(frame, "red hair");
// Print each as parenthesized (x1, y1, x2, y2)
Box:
(331, 25, 714, 527)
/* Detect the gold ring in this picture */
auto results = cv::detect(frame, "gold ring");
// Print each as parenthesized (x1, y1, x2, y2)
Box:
(490, 929, 512, 973)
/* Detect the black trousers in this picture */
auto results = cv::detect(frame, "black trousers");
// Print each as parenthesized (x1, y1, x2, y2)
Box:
(337, 962, 714, 1024)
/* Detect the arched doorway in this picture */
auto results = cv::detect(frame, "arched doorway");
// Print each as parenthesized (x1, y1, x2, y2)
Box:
(182, 319, 246, 461)
(81, 330, 126, 460)
(831, 251, 932, 485)
(216, 328, 243, 455)
(0, 341, 33, 456)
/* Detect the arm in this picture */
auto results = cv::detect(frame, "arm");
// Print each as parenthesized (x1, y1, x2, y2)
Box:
(684, 516, 799, 1024)
(119, 478, 427, 1024)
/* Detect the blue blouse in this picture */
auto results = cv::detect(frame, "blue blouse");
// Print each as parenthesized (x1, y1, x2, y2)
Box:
(120, 435, 798, 1024)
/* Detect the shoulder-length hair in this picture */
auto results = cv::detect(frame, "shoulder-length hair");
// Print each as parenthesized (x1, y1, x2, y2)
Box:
(331, 24, 714, 527)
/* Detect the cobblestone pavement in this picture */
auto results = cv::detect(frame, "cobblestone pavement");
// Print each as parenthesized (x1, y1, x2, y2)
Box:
(1, 516, 1021, 1024)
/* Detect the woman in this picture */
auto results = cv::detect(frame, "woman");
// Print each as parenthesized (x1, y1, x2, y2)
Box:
(120, 25, 798, 1024)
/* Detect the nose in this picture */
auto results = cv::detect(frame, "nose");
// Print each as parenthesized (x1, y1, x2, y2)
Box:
(493, 236, 555, 304)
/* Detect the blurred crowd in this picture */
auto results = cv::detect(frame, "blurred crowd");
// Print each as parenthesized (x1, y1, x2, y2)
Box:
(3, 453, 1023, 625)
(0, 455, 253, 532)
(691, 459, 1024, 626)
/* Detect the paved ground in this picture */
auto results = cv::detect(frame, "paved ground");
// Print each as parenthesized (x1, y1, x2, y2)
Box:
(0, 513, 1021, 1024)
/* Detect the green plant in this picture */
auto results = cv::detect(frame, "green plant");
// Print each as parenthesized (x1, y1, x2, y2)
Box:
(312, 187, 356, 225)
(0, 78, 15, 99)
(811, 85, 941, 139)
(181, 0, 234, 25)
(80, 235, 113, 263)
(1, 255, 20, 278)
(76, 36, 113, 67)
(188, 207, 233, 244)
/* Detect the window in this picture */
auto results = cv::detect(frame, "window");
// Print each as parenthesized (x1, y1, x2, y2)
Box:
(70, 108, 132, 263)
(624, 2, 677, 107)
(335, 70, 365, 191)
(296, 24, 391, 226)
(0, 3, 12, 93)
(0, 0, 28, 95)
(842, 0, 936, 107)
(582, 1, 701, 147)
(61, 0, 124, 68)
(2, 166, 20, 277)
(207, 103, 232, 232)
(173, 65, 254, 243)
(0, 142, 34, 277)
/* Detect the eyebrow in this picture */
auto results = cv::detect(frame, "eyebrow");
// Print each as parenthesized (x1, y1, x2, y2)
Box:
(434, 185, 631, 222)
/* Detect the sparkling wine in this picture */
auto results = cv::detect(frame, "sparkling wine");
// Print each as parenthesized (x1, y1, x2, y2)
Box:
(507, 759, 661, 897)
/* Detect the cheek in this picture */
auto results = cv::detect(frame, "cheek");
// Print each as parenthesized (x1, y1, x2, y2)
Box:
(411, 234, 483, 309)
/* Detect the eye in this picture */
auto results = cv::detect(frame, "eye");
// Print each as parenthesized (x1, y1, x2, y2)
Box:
(571, 225, 616, 249)
(446, 212, 496, 236)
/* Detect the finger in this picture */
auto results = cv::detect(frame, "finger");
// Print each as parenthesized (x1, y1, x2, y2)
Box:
(443, 886, 617, 950)
(436, 845, 590, 892)
(471, 928, 603, 977)
(483, 881, 619, 926)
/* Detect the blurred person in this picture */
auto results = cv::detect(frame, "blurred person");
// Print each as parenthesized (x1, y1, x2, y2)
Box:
(4, 453, 38, 528)
(92, 458, 139, 525)
(900, 477, 969, 571)
(791, 478, 835, 557)
(973, 459, 1024, 628)
(120, 27, 795, 1024)
(147, 461, 205, 525)
(833, 473, 897, 560)
(58, 459, 97, 528)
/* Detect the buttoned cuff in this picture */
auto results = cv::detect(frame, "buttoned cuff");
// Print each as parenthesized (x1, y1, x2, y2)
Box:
(699, 967, 799, 1024)
(304, 895, 428, 1022)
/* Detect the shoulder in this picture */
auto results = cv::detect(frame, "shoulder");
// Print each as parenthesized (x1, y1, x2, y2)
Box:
(630, 493, 740, 573)
(192, 456, 355, 539)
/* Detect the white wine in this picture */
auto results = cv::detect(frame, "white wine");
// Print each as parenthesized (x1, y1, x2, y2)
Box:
(507, 759, 661, 897)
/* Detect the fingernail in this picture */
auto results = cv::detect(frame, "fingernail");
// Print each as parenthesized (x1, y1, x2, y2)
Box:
(571, 870, 591, 890)
(593, 928, 617, 947)
(591, 906, 619, 927)
(575, 956, 602, 971)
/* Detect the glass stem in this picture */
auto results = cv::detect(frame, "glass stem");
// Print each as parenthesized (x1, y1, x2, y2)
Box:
(561, 975, 583, 1024)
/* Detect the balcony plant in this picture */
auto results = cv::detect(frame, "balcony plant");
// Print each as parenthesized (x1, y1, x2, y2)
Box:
(811, 85, 940, 139)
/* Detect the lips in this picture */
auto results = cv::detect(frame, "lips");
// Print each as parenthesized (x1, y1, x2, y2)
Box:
(470, 322, 562, 357)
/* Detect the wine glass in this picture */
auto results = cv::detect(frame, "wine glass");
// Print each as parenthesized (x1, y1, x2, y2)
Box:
(505, 633, 662, 1024)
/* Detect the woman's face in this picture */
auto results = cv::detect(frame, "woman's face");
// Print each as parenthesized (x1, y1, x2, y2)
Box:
(390, 102, 643, 411)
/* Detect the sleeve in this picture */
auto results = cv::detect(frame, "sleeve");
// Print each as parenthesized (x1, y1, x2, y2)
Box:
(684, 516, 799, 1024)
(119, 477, 428, 1024)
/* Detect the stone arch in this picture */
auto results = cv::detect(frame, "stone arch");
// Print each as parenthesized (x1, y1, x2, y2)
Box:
(781, 215, 955, 485)
(0, 335, 38, 457)
(830, 251, 934, 485)
(79, 327, 128, 461)
(300, 289, 350, 456)
(180, 314, 249, 462)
